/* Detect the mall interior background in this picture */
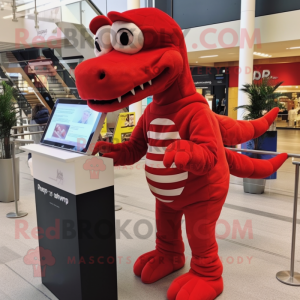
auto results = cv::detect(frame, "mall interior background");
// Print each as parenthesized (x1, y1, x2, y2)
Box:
(0, 1, 300, 299)
(0, 0, 300, 128)
(0, 0, 299, 212)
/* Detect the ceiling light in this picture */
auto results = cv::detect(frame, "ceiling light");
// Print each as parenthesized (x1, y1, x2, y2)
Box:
(199, 55, 218, 58)
(195, 61, 198, 63)
(253, 52, 272, 57)
(287, 47, 300, 50)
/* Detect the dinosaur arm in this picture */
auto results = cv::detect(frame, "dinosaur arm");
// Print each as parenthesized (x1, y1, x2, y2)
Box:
(117, 114, 148, 165)
(163, 109, 218, 175)
(93, 114, 147, 166)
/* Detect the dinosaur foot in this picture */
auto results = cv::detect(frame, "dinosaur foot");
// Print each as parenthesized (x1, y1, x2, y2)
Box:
(133, 250, 185, 284)
(167, 271, 223, 300)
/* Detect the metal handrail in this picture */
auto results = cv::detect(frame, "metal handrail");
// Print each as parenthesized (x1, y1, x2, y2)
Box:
(6, 138, 33, 219)
(276, 161, 300, 285)
(11, 124, 47, 138)
(12, 124, 47, 129)
(5, 126, 46, 218)
(231, 147, 300, 286)
(226, 147, 300, 159)
(229, 147, 300, 285)
(11, 132, 44, 137)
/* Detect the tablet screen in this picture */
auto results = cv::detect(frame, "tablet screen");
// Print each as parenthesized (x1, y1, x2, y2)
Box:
(41, 100, 104, 153)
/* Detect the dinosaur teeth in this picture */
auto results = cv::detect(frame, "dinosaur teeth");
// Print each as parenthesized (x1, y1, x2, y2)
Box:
(148, 80, 152, 86)
(131, 89, 135, 95)
(140, 84, 144, 90)
(118, 96, 121, 103)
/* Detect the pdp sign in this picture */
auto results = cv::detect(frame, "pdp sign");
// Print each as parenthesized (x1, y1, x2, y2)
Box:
(253, 70, 271, 81)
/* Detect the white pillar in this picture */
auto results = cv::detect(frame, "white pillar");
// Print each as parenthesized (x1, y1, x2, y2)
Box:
(127, 0, 142, 122)
(127, 0, 140, 10)
(237, 0, 256, 120)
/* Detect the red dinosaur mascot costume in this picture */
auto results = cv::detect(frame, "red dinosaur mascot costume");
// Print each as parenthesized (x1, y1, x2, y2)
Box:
(75, 8, 287, 300)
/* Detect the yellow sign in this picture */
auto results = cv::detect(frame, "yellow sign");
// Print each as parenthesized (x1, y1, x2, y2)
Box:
(100, 117, 108, 136)
(113, 112, 135, 144)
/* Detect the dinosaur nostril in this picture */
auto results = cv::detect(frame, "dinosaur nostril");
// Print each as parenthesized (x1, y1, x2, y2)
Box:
(99, 72, 105, 80)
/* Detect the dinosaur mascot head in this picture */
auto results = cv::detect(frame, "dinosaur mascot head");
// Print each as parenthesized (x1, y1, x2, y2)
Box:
(75, 8, 195, 111)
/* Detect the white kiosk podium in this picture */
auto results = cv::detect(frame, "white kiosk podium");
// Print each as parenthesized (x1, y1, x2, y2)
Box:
(21, 144, 118, 300)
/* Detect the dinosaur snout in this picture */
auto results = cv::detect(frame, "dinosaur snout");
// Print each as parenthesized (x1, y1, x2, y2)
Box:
(75, 54, 135, 101)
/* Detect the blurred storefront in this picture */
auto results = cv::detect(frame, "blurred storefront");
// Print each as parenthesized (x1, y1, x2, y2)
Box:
(227, 62, 300, 128)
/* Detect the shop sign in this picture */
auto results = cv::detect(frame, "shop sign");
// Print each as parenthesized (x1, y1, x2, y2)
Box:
(253, 70, 272, 81)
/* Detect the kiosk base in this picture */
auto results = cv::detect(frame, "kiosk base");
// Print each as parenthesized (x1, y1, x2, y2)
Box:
(34, 179, 118, 300)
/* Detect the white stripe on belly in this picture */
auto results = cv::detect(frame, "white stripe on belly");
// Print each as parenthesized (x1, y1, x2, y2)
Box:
(157, 198, 174, 203)
(146, 159, 176, 169)
(150, 119, 175, 125)
(147, 131, 180, 140)
(146, 171, 188, 183)
(147, 145, 167, 154)
(148, 184, 184, 196)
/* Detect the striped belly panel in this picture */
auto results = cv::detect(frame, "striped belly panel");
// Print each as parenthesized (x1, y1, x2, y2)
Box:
(145, 118, 188, 203)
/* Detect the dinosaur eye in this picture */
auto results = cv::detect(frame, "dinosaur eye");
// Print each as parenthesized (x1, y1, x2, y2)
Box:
(94, 25, 113, 57)
(111, 21, 144, 54)
(116, 29, 134, 46)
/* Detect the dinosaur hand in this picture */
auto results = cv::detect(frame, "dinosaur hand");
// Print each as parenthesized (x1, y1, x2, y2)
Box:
(92, 141, 122, 162)
(163, 140, 195, 171)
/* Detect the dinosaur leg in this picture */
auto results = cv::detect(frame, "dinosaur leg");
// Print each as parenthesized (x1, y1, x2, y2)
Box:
(167, 195, 226, 300)
(134, 199, 185, 284)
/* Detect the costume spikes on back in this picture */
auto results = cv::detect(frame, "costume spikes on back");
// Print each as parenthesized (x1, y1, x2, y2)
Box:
(75, 8, 287, 300)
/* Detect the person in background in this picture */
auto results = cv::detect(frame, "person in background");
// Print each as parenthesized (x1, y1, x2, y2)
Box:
(78, 109, 92, 124)
(28, 104, 50, 174)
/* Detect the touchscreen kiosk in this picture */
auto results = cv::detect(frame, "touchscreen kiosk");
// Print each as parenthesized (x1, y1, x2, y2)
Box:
(20, 99, 117, 300)
(41, 99, 106, 155)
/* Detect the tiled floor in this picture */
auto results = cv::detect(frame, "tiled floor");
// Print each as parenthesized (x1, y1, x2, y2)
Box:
(0, 130, 300, 300)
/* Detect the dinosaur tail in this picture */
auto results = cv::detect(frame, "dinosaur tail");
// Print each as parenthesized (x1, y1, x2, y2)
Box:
(215, 108, 279, 146)
(225, 148, 288, 179)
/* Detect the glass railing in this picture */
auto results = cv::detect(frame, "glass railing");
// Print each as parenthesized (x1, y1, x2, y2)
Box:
(15, 0, 101, 33)
(1, 0, 103, 103)
(10, 48, 80, 103)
